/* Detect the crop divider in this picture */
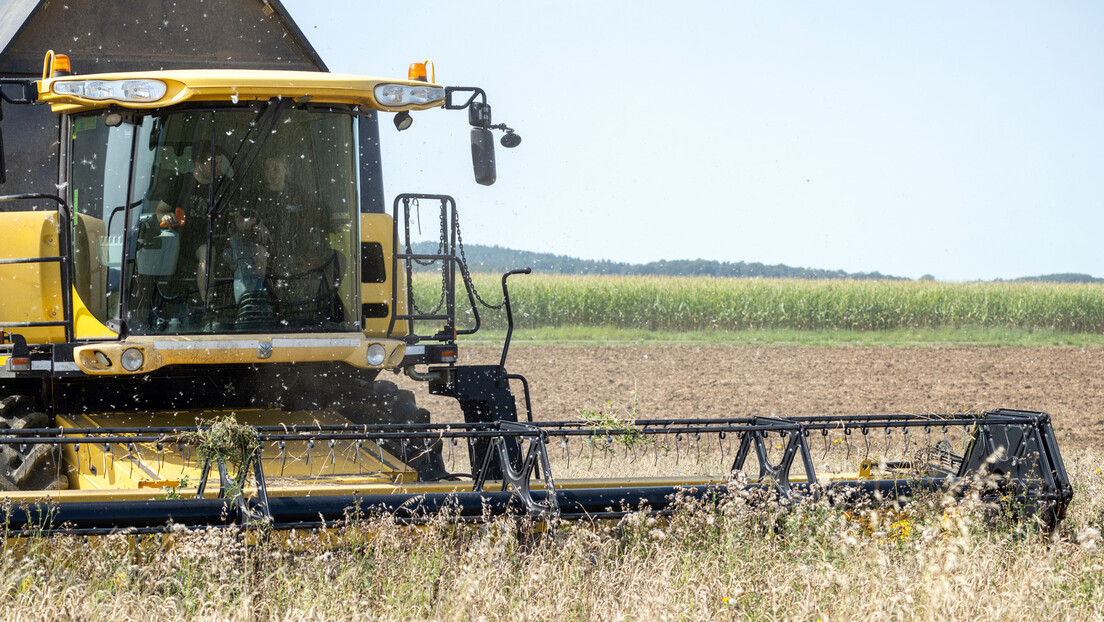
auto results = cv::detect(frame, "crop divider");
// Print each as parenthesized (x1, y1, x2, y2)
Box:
(731, 418, 818, 499)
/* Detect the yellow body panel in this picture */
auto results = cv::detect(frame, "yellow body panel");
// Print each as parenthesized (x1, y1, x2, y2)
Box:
(0, 211, 65, 343)
(0, 211, 118, 344)
(71, 289, 118, 340)
(71, 334, 407, 375)
(39, 70, 445, 114)
(360, 213, 409, 337)
(71, 214, 118, 338)
(55, 409, 416, 495)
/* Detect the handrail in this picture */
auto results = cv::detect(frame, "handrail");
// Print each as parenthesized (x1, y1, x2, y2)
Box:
(499, 268, 530, 368)
(388, 193, 484, 342)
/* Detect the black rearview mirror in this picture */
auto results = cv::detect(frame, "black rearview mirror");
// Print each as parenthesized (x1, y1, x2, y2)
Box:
(471, 127, 496, 186)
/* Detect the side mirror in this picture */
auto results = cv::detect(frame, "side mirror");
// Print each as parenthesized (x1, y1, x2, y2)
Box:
(471, 127, 496, 186)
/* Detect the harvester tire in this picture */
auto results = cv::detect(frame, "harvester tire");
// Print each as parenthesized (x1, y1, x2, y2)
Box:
(331, 379, 449, 482)
(0, 395, 67, 492)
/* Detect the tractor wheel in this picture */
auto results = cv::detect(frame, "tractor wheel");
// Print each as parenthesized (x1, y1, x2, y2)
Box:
(330, 379, 449, 482)
(0, 395, 67, 492)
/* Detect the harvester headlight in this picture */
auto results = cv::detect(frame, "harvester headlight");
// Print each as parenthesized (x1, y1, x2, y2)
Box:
(374, 83, 444, 107)
(366, 344, 387, 366)
(86, 81, 115, 99)
(120, 348, 145, 372)
(52, 79, 167, 103)
(120, 80, 167, 101)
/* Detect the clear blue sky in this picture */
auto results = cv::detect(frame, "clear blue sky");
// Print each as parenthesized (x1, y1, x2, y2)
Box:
(281, 1, 1104, 281)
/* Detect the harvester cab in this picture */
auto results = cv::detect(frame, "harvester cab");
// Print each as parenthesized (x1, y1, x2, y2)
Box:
(0, 53, 1073, 535)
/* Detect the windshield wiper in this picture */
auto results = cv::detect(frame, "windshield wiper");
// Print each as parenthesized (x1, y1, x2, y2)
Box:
(200, 98, 288, 309)
(209, 98, 288, 220)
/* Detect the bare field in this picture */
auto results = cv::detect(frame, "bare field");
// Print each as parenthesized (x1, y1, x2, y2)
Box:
(407, 344, 1104, 451)
(5, 344, 1103, 621)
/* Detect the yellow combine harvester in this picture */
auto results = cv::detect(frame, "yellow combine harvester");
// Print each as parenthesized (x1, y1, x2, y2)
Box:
(0, 52, 1072, 534)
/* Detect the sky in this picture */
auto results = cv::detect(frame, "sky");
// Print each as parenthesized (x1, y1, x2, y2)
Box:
(280, 1, 1104, 281)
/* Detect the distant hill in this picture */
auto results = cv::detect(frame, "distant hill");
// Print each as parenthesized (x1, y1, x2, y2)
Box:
(410, 243, 1102, 283)
(412, 243, 905, 280)
(1012, 273, 1104, 284)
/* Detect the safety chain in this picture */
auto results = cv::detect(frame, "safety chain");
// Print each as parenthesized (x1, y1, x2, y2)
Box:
(403, 197, 448, 316)
(402, 196, 506, 315)
(451, 203, 506, 311)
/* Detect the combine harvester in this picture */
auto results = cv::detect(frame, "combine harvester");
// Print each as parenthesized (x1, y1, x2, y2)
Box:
(0, 52, 1072, 534)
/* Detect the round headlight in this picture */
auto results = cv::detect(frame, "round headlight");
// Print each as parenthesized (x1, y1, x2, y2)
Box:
(120, 348, 145, 372)
(366, 344, 387, 366)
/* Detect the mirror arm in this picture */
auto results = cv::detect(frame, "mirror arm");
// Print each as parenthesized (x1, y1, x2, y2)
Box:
(443, 86, 488, 116)
(0, 78, 39, 105)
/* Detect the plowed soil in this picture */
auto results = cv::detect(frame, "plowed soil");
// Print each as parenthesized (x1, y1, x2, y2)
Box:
(402, 345, 1104, 451)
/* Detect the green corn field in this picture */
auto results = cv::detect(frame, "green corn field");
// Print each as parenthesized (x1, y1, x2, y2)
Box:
(410, 273, 1104, 333)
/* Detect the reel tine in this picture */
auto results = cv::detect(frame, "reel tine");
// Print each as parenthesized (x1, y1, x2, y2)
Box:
(52, 441, 62, 483)
(885, 427, 892, 456)
(862, 427, 870, 461)
(821, 428, 830, 460)
(279, 440, 287, 475)
(327, 439, 337, 475)
(588, 431, 595, 470)
(127, 442, 136, 478)
(695, 432, 701, 465)
(73, 441, 81, 474)
(844, 426, 852, 462)
(675, 432, 682, 466)
(902, 427, 910, 458)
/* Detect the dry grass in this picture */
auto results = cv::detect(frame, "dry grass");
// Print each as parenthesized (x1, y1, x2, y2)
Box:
(2, 448, 1102, 621)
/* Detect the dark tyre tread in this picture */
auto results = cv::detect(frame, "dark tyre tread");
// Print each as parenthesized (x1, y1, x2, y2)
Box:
(330, 381, 448, 481)
(0, 395, 67, 492)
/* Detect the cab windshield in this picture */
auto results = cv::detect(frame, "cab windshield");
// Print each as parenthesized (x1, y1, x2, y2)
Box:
(69, 103, 362, 335)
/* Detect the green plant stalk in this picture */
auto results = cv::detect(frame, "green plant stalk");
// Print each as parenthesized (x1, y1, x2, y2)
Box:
(412, 272, 1104, 334)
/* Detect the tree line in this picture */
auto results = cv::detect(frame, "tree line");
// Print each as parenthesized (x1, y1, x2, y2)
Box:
(415, 242, 1102, 283)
